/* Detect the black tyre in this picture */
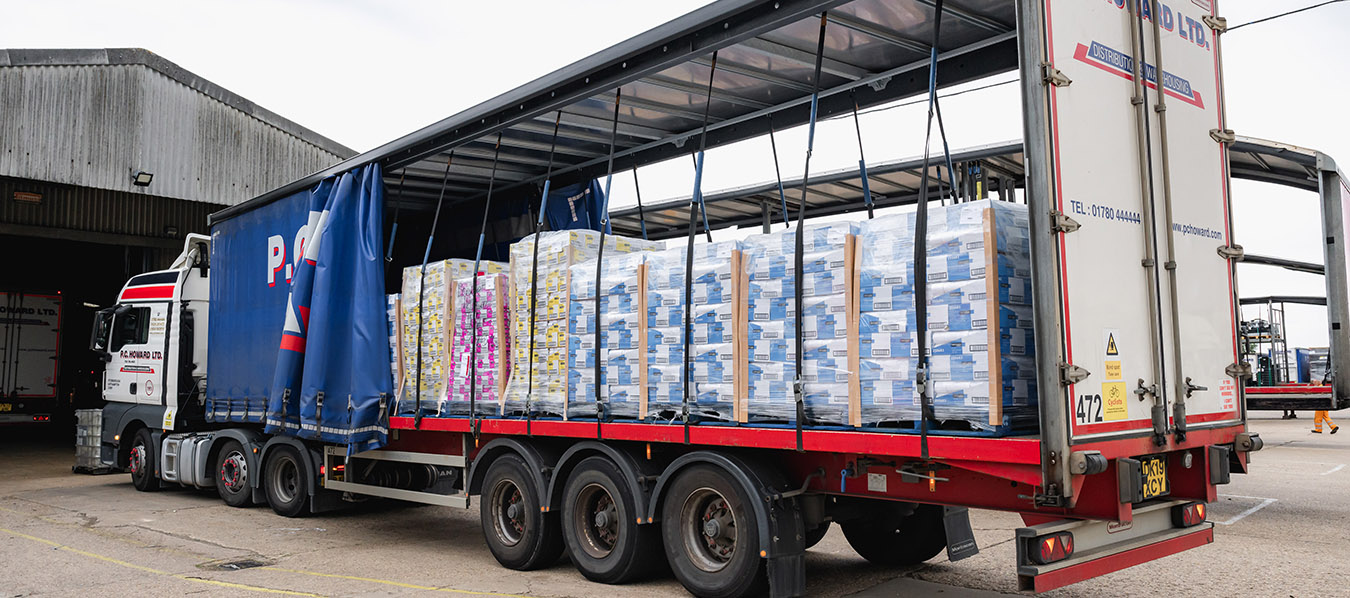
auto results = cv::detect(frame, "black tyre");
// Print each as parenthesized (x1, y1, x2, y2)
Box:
(480, 454, 564, 570)
(561, 457, 660, 584)
(264, 445, 309, 518)
(840, 503, 946, 566)
(128, 428, 160, 492)
(803, 521, 830, 550)
(214, 440, 252, 508)
(660, 465, 766, 598)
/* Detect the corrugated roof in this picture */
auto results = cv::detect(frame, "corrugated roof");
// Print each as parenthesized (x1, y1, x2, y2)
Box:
(0, 48, 354, 206)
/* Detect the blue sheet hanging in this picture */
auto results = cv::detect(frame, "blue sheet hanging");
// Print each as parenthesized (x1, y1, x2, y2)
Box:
(265, 164, 392, 452)
(543, 180, 610, 233)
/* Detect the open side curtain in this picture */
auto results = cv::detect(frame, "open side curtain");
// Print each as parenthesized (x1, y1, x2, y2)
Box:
(266, 164, 392, 452)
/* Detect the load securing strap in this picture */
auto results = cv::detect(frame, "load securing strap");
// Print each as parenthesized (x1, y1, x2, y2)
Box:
(468, 133, 504, 440)
(595, 87, 624, 439)
(632, 169, 649, 240)
(792, 12, 830, 453)
(384, 170, 406, 276)
(525, 111, 564, 436)
(767, 115, 792, 228)
(413, 151, 456, 430)
(915, 0, 953, 461)
(681, 50, 720, 444)
(849, 90, 875, 219)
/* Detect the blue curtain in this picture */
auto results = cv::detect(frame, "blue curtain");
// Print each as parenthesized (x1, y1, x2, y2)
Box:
(544, 180, 610, 233)
(266, 164, 392, 452)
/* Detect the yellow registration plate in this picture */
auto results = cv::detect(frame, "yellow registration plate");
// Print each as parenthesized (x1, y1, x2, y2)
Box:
(1140, 455, 1169, 501)
(0, 403, 11, 413)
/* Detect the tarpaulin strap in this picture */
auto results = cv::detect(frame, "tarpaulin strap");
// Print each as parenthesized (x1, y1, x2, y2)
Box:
(595, 87, 624, 439)
(915, 0, 948, 461)
(313, 391, 324, 439)
(934, 97, 959, 200)
(681, 50, 719, 444)
(384, 170, 406, 274)
(470, 134, 504, 441)
(688, 154, 714, 242)
(850, 89, 875, 219)
(632, 169, 649, 240)
(767, 115, 791, 228)
(792, 12, 829, 453)
(526, 112, 564, 435)
(415, 151, 456, 430)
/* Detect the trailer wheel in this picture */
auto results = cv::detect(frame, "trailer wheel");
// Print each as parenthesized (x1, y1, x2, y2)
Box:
(264, 445, 308, 518)
(804, 521, 830, 550)
(561, 457, 659, 584)
(214, 440, 252, 508)
(128, 428, 160, 492)
(841, 503, 946, 566)
(661, 465, 766, 598)
(480, 454, 564, 570)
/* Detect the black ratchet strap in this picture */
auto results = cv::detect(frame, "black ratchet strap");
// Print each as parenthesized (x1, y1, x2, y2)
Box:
(793, 12, 829, 453)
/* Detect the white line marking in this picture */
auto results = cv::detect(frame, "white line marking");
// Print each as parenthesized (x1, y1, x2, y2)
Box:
(1323, 464, 1346, 476)
(1214, 496, 1277, 525)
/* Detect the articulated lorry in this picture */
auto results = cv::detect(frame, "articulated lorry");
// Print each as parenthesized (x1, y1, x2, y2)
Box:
(1, 291, 61, 425)
(89, 1, 1327, 596)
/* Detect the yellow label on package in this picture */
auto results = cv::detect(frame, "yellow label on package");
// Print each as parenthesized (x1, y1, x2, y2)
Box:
(1102, 382, 1128, 421)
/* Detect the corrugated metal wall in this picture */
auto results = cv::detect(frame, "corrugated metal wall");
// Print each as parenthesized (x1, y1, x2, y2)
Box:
(0, 62, 344, 206)
(1, 176, 212, 243)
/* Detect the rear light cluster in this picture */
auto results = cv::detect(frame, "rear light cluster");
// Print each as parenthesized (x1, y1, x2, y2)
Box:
(32, 415, 50, 422)
(1172, 502, 1208, 527)
(1030, 531, 1075, 565)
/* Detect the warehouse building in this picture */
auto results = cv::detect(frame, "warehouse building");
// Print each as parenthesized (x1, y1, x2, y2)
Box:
(0, 48, 353, 417)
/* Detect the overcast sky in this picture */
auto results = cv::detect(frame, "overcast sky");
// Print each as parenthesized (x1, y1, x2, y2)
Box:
(9, 0, 1349, 352)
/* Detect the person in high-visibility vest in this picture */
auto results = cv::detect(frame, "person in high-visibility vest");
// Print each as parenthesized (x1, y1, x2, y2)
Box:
(1312, 411, 1339, 434)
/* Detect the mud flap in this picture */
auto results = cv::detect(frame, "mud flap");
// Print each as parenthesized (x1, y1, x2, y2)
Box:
(766, 496, 806, 598)
(944, 506, 980, 561)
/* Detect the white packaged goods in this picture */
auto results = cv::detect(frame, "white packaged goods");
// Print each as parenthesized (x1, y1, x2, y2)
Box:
(743, 222, 856, 425)
(502, 230, 661, 419)
(386, 294, 402, 394)
(857, 200, 1037, 431)
(445, 273, 509, 416)
(643, 241, 742, 422)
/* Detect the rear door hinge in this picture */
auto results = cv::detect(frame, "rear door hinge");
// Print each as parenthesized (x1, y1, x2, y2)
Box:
(1042, 63, 1072, 87)
(1050, 210, 1081, 233)
(1202, 15, 1228, 34)
(1225, 362, 1253, 379)
(1209, 128, 1237, 144)
(1059, 362, 1090, 386)
(1217, 244, 1244, 260)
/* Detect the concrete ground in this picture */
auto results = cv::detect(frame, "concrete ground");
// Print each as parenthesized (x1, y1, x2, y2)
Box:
(1, 411, 1346, 597)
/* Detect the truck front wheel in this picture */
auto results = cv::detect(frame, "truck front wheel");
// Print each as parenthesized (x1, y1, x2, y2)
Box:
(264, 445, 308, 517)
(840, 502, 946, 566)
(480, 454, 564, 570)
(660, 465, 766, 598)
(128, 428, 160, 492)
(215, 440, 252, 508)
(561, 456, 660, 584)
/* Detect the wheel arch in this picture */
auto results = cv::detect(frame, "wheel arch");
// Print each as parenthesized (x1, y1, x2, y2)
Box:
(258, 436, 322, 497)
(201, 428, 267, 492)
(467, 438, 559, 499)
(646, 451, 801, 557)
(543, 441, 659, 522)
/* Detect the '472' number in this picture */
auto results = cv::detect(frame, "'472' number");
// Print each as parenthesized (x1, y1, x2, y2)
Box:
(1077, 393, 1103, 424)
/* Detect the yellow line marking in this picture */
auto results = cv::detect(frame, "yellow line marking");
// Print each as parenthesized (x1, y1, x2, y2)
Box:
(262, 567, 537, 597)
(0, 527, 322, 597)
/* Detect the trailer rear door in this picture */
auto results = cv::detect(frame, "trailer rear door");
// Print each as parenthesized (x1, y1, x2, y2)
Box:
(1038, 0, 1240, 444)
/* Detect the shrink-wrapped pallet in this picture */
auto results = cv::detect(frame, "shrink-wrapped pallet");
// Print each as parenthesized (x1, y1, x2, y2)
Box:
(567, 251, 652, 419)
(742, 222, 857, 425)
(502, 230, 663, 418)
(445, 272, 510, 416)
(643, 241, 743, 422)
(856, 200, 1037, 431)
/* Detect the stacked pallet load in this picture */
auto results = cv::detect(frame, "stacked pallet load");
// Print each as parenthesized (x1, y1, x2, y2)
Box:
(397, 259, 507, 416)
(502, 230, 663, 418)
(743, 222, 857, 425)
(856, 199, 1036, 432)
(386, 294, 402, 394)
(444, 272, 510, 416)
(567, 251, 652, 420)
(643, 241, 744, 423)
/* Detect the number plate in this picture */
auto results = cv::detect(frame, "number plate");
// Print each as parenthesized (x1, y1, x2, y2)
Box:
(0, 403, 11, 413)
(1139, 455, 1169, 501)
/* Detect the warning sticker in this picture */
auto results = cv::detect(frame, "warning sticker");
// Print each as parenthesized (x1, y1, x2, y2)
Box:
(1105, 332, 1119, 356)
(1103, 329, 1123, 381)
(1105, 360, 1122, 380)
(1103, 381, 1128, 421)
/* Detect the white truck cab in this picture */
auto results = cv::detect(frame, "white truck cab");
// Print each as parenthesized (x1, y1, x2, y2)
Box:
(91, 234, 211, 487)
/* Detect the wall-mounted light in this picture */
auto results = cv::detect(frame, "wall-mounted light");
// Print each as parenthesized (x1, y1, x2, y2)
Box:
(164, 225, 179, 236)
(132, 171, 154, 187)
